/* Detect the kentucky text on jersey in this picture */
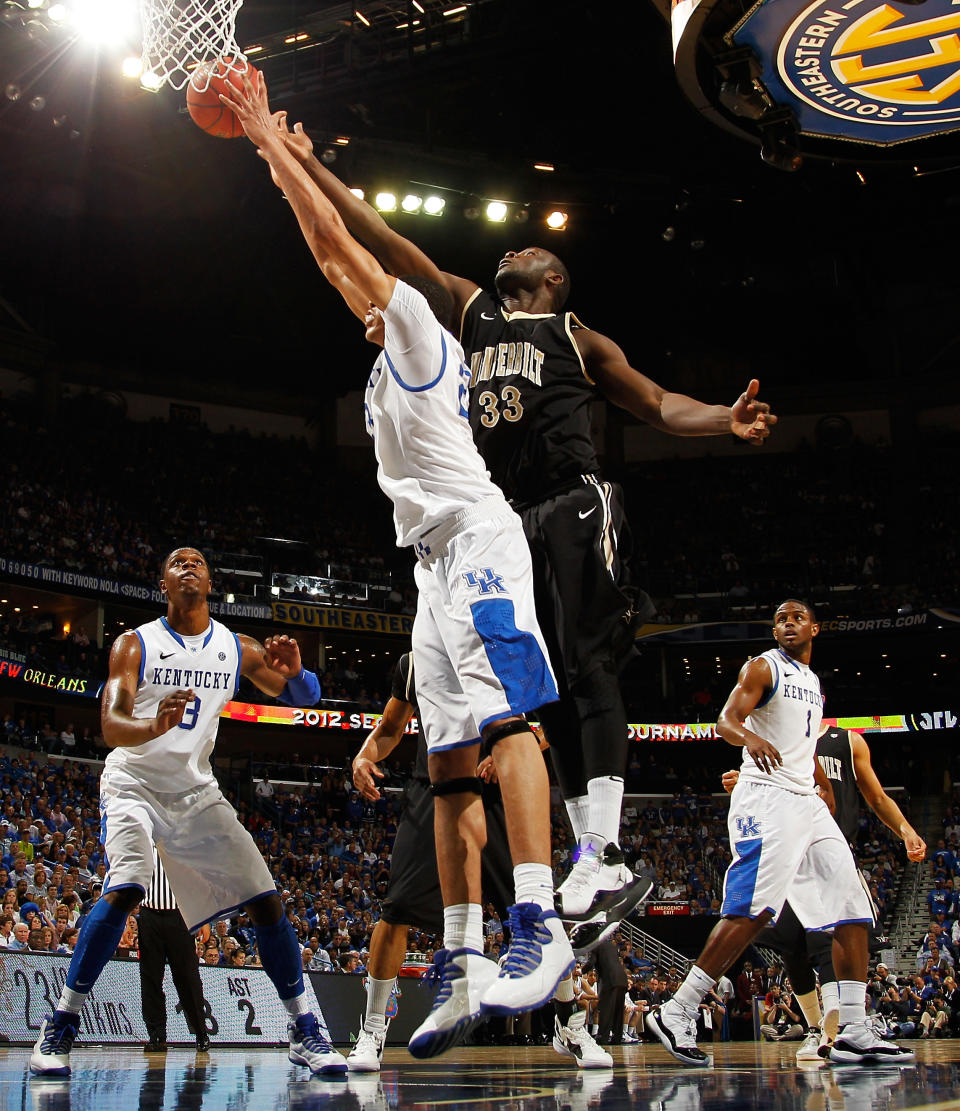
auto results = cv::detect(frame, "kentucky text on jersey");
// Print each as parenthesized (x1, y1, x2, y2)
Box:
(469, 342, 545, 387)
(151, 667, 234, 690)
(781, 681, 824, 707)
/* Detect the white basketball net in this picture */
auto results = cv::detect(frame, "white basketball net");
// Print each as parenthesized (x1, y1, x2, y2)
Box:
(139, 0, 248, 91)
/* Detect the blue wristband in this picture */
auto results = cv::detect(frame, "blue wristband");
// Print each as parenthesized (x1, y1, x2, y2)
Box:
(277, 668, 322, 707)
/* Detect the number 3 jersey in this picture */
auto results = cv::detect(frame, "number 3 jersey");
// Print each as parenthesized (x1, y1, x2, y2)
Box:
(460, 288, 600, 508)
(104, 616, 241, 792)
(740, 647, 825, 795)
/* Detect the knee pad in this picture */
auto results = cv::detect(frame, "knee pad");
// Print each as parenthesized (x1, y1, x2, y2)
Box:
(482, 718, 536, 750)
(430, 777, 483, 797)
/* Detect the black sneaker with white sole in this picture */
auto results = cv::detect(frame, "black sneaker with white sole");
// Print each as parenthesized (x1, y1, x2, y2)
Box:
(646, 1001, 713, 1067)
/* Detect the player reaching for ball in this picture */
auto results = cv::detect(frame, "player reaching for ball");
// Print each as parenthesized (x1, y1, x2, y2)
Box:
(249, 89, 778, 949)
(29, 548, 347, 1078)
(223, 74, 576, 1057)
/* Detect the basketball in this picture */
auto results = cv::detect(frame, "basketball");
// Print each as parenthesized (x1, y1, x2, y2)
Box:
(186, 58, 259, 139)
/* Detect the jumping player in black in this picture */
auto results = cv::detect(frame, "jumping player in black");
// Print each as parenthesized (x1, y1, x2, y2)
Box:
(723, 720, 925, 1062)
(265, 110, 776, 933)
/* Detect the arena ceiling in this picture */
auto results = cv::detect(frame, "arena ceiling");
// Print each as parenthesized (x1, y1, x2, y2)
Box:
(0, 0, 958, 410)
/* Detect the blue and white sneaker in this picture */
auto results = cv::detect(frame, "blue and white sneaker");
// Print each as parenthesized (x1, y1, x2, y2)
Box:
(480, 903, 575, 1016)
(408, 948, 498, 1059)
(30, 1011, 80, 1077)
(288, 1013, 348, 1074)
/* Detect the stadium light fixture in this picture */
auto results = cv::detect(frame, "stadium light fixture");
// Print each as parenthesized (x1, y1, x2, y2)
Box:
(546, 210, 568, 230)
(485, 201, 507, 223)
(401, 194, 423, 213)
(375, 192, 397, 212)
(423, 195, 445, 216)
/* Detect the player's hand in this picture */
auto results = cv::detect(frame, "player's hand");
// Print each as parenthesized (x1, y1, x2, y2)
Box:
(721, 769, 740, 794)
(263, 634, 303, 677)
(478, 755, 499, 784)
(219, 70, 276, 149)
(281, 119, 315, 163)
(730, 379, 777, 445)
(744, 734, 782, 775)
(352, 756, 383, 801)
(817, 777, 837, 815)
(904, 831, 927, 862)
(152, 690, 195, 736)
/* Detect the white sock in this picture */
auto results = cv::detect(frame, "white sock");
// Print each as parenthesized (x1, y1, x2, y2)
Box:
(838, 980, 867, 1026)
(590, 1024, 598, 1035)
(554, 975, 575, 1003)
(513, 863, 555, 911)
(364, 976, 395, 1031)
(821, 980, 840, 1038)
(57, 986, 88, 1015)
(565, 795, 590, 841)
(282, 990, 312, 1018)
(797, 989, 823, 1029)
(586, 775, 624, 848)
(443, 903, 483, 951)
(673, 964, 715, 1016)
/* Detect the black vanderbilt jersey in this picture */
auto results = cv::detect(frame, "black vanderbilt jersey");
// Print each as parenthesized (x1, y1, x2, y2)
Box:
(391, 653, 428, 781)
(461, 288, 600, 507)
(816, 726, 859, 846)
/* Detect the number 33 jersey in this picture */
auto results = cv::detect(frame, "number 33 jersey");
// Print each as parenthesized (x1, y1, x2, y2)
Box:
(741, 647, 825, 794)
(104, 616, 242, 792)
(461, 288, 599, 508)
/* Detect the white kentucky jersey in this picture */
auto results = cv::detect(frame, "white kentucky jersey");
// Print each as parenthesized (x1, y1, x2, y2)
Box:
(104, 616, 241, 792)
(739, 648, 824, 794)
(364, 278, 504, 549)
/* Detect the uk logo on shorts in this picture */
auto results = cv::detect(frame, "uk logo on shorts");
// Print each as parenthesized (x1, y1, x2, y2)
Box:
(462, 568, 507, 594)
(736, 815, 762, 838)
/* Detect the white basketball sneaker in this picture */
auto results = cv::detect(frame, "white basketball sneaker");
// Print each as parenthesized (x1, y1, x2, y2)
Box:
(556, 839, 635, 922)
(347, 1023, 387, 1072)
(553, 1010, 613, 1068)
(796, 1026, 823, 1062)
(288, 1013, 348, 1074)
(30, 1012, 80, 1077)
(829, 1020, 916, 1064)
(480, 903, 575, 1015)
(646, 999, 713, 1067)
(407, 947, 498, 1059)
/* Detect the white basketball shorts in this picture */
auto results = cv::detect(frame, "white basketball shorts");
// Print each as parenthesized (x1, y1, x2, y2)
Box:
(412, 499, 558, 753)
(721, 778, 874, 931)
(99, 766, 276, 932)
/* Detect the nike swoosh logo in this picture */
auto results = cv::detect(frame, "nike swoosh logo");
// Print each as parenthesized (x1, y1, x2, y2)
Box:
(160, 652, 176, 660)
(481, 312, 496, 320)
(578, 507, 597, 519)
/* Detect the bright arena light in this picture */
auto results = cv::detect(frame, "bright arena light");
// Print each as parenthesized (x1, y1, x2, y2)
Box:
(349, 188, 365, 200)
(74, 0, 139, 45)
(47, 3, 68, 19)
(423, 195, 445, 216)
(401, 194, 422, 213)
(546, 209, 568, 230)
(140, 70, 163, 90)
(485, 200, 507, 223)
(375, 192, 397, 212)
(121, 55, 143, 78)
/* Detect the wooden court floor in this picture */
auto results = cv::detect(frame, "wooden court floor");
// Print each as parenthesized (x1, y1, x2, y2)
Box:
(3, 1041, 960, 1111)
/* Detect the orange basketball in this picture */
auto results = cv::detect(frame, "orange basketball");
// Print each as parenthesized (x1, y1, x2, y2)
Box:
(186, 58, 259, 139)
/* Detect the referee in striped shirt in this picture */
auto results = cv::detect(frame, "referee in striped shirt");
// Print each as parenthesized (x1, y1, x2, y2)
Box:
(140, 847, 209, 1052)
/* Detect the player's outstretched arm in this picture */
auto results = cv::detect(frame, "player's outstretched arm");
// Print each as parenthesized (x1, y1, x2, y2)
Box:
(850, 732, 927, 861)
(221, 74, 396, 313)
(579, 329, 776, 444)
(101, 631, 194, 747)
(273, 115, 479, 318)
(352, 696, 414, 801)
(717, 657, 783, 774)
(239, 633, 322, 707)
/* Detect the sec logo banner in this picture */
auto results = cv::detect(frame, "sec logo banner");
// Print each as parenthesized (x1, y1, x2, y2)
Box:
(733, 0, 960, 143)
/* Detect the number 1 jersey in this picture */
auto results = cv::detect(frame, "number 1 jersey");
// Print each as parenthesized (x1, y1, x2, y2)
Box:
(461, 288, 600, 508)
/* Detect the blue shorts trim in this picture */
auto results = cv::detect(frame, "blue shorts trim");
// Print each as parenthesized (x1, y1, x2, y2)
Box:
(721, 837, 764, 917)
(102, 881, 146, 897)
(804, 917, 873, 932)
(469, 598, 558, 719)
(186, 889, 278, 934)
(430, 735, 482, 754)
